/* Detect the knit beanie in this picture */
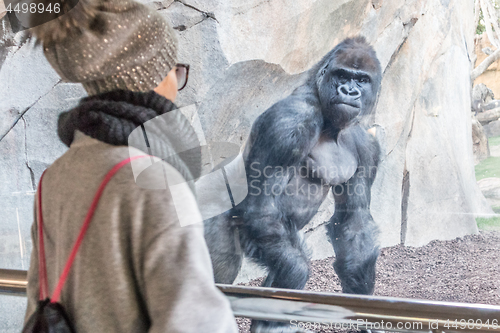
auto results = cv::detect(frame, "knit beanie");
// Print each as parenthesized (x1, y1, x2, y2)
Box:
(30, 0, 177, 95)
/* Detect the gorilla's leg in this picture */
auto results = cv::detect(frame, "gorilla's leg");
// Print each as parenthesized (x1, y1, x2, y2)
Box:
(204, 211, 243, 284)
(327, 178, 379, 295)
(241, 217, 310, 332)
(242, 218, 310, 289)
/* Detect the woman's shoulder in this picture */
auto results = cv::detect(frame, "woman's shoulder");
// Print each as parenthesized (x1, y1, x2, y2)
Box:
(115, 148, 203, 228)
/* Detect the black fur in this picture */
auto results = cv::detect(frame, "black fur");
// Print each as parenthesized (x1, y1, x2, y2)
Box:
(204, 37, 382, 331)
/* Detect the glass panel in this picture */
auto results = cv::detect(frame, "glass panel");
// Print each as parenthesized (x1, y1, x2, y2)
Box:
(0, 295, 27, 332)
(1, 1, 500, 332)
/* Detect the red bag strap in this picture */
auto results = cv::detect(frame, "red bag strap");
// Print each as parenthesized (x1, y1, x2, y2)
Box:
(36, 155, 149, 303)
(36, 171, 49, 300)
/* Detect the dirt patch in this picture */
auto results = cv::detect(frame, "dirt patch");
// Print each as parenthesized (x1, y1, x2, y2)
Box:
(236, 231, 500, 332)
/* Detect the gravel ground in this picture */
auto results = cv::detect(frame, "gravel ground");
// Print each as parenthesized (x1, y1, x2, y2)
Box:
(236, 231, 500, 332)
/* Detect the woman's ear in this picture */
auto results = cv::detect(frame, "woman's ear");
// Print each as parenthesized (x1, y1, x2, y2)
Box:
(154, 67, 178, 101)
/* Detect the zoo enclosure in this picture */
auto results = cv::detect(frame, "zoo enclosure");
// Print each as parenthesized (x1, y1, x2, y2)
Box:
(1, 268, 500, 332)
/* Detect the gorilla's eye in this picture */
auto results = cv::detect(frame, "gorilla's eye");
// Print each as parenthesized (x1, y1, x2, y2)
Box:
(359, 77, 370, 84)
(338, 74, 349, 83)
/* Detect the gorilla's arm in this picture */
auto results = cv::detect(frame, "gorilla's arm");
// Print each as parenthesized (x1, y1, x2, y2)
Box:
(244, 90, 324, 189)
(232, 91, 323, 292)
(326, 126, 381, 295)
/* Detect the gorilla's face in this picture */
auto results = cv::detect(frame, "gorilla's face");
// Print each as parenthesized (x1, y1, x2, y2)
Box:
(316, 45, 381, 130)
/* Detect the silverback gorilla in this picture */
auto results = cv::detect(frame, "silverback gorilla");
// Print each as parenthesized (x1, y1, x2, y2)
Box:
(204, 36, 382, 331)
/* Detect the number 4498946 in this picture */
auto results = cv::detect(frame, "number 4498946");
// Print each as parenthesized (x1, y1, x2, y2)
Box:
(6, 2, 60, 14)
(444, 319, 499, 330)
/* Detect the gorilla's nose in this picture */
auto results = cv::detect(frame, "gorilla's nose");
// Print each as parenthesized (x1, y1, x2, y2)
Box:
(338, 84, 361, 99)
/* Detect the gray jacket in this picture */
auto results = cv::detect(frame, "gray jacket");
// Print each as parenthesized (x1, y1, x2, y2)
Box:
(25, 132, 238, 333)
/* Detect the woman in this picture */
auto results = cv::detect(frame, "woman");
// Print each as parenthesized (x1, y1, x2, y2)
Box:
(24, 0, 237, 331)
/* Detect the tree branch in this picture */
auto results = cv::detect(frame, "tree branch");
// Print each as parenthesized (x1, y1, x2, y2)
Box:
(480, 0, 500, 48)
(477, 107, 500, 124)
(484, 0, 500, 34)
(473, 0, 482, 66)
(475, 0, 481, 34)
(472, 47, 500, 81)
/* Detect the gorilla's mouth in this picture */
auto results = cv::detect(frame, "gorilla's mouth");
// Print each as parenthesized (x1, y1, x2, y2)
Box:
(337, 102, 361, 114)
(339, 102, 360, 108)
(330, 97, 362, 110)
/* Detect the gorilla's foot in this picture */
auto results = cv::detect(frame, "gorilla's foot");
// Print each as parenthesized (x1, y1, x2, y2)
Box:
(250, 320, 312, 333)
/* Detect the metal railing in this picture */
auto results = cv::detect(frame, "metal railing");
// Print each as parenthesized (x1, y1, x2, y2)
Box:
(2, 268, 500, 332)
(0, 269, 26, 295)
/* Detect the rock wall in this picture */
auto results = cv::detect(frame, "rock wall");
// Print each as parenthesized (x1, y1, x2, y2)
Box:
(0, 0, 493, 330)
(170, 0, 491, 250)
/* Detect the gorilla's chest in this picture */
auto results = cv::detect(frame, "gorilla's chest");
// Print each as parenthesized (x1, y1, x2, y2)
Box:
(304, 134, 358, 185)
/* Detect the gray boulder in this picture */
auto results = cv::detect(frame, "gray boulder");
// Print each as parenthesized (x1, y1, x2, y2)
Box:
(477, 178, 500, 209)
(472, 83, 495, 111)
(484, 119, 500, 138)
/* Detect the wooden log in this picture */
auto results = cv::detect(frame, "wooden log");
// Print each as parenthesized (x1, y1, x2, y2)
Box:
(477, 107, 500, 125)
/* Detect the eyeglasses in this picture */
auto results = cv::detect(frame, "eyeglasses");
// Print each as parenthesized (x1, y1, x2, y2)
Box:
(175, 63, 190, 91)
